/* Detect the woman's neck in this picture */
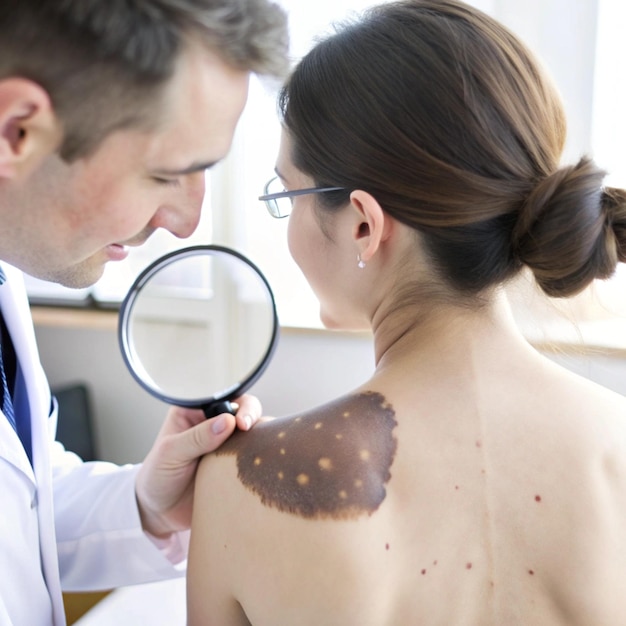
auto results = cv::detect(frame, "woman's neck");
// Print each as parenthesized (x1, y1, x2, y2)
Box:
(370, 288, 532, 377)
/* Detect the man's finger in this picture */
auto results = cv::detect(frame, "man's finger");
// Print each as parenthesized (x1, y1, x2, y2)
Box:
(233, 394, 262, 431)
(184, 413, 237, 459)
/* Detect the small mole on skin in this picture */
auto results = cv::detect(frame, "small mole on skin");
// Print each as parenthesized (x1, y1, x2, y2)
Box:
(385, 543, 390, 550)
(421, 569, 426, 575)
(535, 495, 542, 503)
(455, 485, 460, 491)
(475, 440, 482, 448)
(528, 570, 535, 576)
(433, 560, 438, 566)
(466, 563, 473, 570)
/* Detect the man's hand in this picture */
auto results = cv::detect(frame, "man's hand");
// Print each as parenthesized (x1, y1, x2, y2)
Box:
(135, 393, 262, 538)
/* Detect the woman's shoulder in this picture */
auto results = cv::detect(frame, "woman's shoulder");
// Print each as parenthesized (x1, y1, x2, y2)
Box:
(544, 358, 626, 431)
(206, 389, 398, 521)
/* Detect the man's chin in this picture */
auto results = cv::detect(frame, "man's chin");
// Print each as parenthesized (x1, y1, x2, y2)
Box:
(46, 261, 106, 289)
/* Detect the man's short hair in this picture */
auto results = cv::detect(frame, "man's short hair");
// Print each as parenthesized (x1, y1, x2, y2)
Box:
(0, 0, 289, 160)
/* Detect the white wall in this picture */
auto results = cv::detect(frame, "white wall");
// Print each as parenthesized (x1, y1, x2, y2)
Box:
(492, 0, 599, 161)
(34, 321, 625, 465)
(34, 323, 376, 464)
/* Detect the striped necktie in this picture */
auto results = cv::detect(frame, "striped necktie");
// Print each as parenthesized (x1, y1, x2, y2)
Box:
(0, 266, 17, 431)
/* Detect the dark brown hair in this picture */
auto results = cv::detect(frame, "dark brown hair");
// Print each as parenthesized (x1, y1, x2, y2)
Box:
(280, 0, 626, 298)
(0, 0, 289, 161)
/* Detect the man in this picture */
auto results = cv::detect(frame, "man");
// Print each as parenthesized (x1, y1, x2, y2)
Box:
(0, 1, 288, 623)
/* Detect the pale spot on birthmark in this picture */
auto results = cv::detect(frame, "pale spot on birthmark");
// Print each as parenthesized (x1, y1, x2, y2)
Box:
(343, 412, 350, 418)
(297, 473, 309, 486)
(335, 433, 343, 440)
(277, 471, 284, 480)
(354, 479, 363, 488)
(277, 431, 286, 439)
(318, 457, 333, 471)
(314, 422, 323, 430)
(280, 448, 286, 455)
(294, 417, 302, 422)
(360, 449, 371, 462)
(254, 457, 262, 466)
(338, 490, 348, 499)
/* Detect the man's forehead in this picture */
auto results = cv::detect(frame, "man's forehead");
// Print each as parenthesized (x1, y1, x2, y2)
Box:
(144, 47, 250, 171)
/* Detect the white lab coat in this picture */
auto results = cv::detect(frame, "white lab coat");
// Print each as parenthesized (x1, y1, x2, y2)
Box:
(0, 265, 185, 626)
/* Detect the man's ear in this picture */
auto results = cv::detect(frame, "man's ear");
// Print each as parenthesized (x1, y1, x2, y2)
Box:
(349, 189, 394, 264)
(0, 78, 62, 180)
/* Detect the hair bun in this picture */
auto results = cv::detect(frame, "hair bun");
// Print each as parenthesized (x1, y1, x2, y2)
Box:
(512, 157, 622, 297)
(602, 186, 626, 264)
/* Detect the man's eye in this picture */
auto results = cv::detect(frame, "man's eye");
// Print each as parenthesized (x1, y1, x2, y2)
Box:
(153, 177, 180, 187)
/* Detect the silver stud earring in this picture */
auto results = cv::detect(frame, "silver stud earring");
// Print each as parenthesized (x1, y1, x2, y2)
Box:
(357, 254, 366, 269)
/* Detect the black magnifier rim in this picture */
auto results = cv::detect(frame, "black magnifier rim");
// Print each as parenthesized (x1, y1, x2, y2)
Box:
(118, 244, 279, 409)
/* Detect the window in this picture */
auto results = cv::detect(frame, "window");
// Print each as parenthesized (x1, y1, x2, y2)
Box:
(587, 0, 626, 319)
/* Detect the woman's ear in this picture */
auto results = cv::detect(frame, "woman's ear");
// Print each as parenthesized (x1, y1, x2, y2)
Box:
(349, 189, 394, 264)
(0, 78, 62, 180)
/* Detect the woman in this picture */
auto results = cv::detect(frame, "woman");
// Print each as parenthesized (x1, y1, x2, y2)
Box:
(188, 1, 626, 624)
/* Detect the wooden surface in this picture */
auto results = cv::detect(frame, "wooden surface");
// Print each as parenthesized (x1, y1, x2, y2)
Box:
(30, 305, 119, 331)
(64, 592, 113, 625)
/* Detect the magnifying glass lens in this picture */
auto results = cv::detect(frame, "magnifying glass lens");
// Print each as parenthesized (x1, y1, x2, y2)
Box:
(118, 246, 278, 415)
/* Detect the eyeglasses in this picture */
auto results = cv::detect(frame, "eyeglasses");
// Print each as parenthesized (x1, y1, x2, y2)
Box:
(258, 176, 345, 218)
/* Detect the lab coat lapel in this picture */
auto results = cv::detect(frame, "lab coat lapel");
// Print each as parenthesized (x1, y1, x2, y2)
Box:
(0, 270, 35, 481)
(0, 264, 65, 625)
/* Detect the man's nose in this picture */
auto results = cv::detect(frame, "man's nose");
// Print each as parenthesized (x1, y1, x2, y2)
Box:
(151, 173, 206, 238)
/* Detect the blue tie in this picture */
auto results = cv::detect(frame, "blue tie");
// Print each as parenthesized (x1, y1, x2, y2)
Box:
(0, 266, 18, 431)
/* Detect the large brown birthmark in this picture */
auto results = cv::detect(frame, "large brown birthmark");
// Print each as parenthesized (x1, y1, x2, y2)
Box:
(215, 391, 398, 520)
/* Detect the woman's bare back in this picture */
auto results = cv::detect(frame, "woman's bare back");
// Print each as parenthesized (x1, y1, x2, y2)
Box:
(188, 347, 626, 626)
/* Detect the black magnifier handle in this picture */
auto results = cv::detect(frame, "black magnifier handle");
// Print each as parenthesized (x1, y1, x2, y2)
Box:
(203, 401, 236, 419)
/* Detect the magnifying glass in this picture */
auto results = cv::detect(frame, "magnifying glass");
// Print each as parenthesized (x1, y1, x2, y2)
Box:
(118, 245, 279, 418)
